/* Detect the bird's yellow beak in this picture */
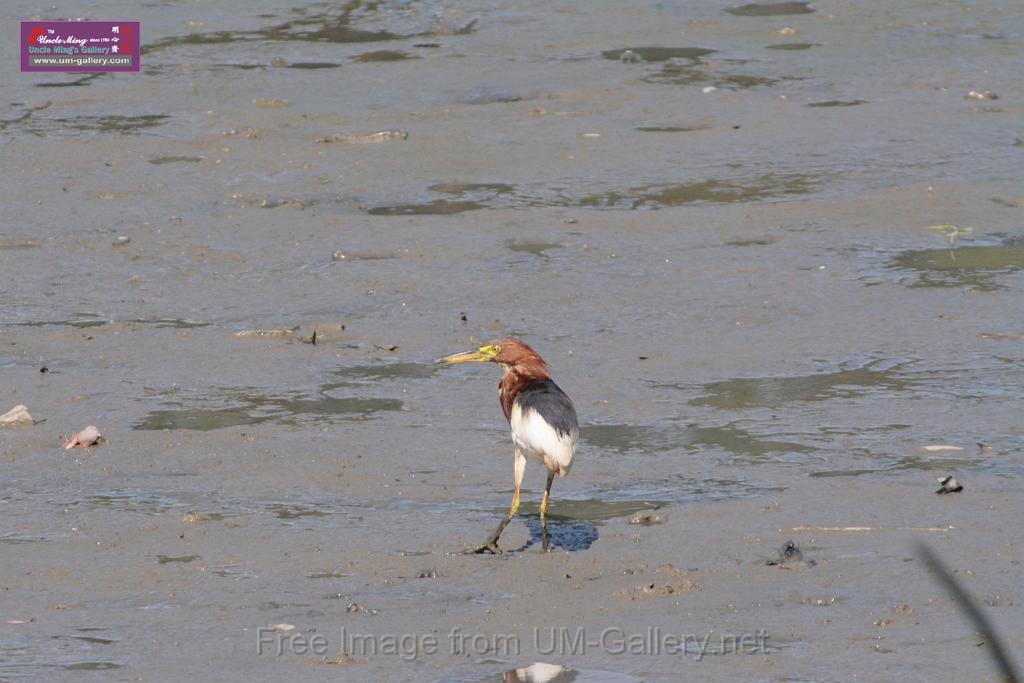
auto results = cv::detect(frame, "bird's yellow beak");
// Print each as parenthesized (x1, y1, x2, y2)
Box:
(435, 344, 500, 364)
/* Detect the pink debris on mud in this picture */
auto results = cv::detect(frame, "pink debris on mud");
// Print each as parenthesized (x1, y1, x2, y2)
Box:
(63, 425, 103, 449)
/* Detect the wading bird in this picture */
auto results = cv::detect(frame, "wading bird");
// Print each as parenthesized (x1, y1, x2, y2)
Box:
(436, 339, 578, 553)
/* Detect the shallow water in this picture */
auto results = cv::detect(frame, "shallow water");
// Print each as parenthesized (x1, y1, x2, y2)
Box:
(2, 0, 1023, 681)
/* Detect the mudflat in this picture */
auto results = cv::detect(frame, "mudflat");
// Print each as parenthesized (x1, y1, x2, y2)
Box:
(2, 1, 1022, 681)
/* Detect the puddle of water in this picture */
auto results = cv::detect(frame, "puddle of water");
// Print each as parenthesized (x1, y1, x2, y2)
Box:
(143, 3, 422, 53)
(505, 240, 562, 256)
(635, 124, 710, 132)
(522, 518, 598, 552)
(581, 422, 813, 457)
(810, 454, 981, 478)
(429, 182, 517, 197)
(808, 100, 866, 107)
(765, 42, 821, 50)
(460, 87, 524, 105)
(686, 361, 908, 409)
(307, 570, 348, 579)
(512, 498, 667, 522)
(36, 73, 104, 87)
(68, 634, 118, 646)
(688, 423, 816, 457)
(11, 317, 107, 329)
(370, 183, 517, 215)
(355, 50, 415, 62)
(156, 554, 201, 564)
(645, 62, 777, 89)
(286, 61, 342, 69)
(61, 489, 367, 523)
(0, 102, 53, 133)
(613, 46, 781, 91)
(209, 63, 266, 71)
(368, 199, 485, 216)
(367, 175, 810, 213)
(76, 492, 178, 515)
(581, 424, 679, 453)
(578, 175, 814, 209)
(447, 662, 641, 683)
(726, 236, 777, 246)
(602, 47, 715, 63)
(126, 318, 212, 329)
(0, 239, 44, 249)
(881, 237, 1024, 291)
(149, 156, 203, 165)
(134, 390, 403, 431)
(333, 362, 438, 382)
(726, 2, 814, 16)
(44, 114, 170, 135)
(63, 661, 124, 671)
(267, 503, 332, 519)
(610, 476, 782, 502)
(0, 533, 52, 544)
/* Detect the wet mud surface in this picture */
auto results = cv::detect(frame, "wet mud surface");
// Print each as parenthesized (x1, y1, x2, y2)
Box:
(2, 0, 1024, 681)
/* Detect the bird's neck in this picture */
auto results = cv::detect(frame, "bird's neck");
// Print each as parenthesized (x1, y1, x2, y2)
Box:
(498, 363, 550, 422)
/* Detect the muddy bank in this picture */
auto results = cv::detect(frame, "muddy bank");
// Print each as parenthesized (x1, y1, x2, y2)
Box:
(2, 0, 1023, 681)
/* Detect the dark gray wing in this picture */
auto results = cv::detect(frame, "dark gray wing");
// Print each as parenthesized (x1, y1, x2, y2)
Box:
(514, 380, 578, 438)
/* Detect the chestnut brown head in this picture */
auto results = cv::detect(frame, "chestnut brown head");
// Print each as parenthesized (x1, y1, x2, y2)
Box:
(436, 338, 550, 377)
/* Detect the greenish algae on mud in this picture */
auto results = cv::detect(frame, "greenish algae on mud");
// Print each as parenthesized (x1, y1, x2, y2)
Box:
(725, 2, 815, 17)
(885, 239, 1024, 291)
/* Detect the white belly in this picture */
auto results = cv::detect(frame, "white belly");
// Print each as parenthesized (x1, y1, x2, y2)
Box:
(510, 403, 576, 476)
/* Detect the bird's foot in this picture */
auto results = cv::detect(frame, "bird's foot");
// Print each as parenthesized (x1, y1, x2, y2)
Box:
(470, 541, 501, 555)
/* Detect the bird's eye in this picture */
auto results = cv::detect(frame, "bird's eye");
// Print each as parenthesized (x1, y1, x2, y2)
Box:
(479, 344, 501, 356)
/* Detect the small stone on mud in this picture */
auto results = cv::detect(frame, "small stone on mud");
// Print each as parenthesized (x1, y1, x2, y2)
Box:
(935, 475, 963, 494)
(317, 130, 407, 144)
(346, 602, 368, 613)
(323, 650, 354, 665)
(417, 569, 440, 579)
(181, 512, 210, 524)
(252, 98, 291, 108)
(767, 540, 816, 568)
(965, 90, 998, 100)
(63, 425, 102, 449)
(628, 511, 665, 525)
(984, 595, 1014, 607)
(232, 328, 296, 339)
(112, 235, 130, 246)
(1, 405, 37, 425)
(891, 603, 913, 615)
(799, 596, 836, 606)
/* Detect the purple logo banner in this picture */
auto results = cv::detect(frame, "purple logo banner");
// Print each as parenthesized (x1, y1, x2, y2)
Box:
(21, 21, 140, 72)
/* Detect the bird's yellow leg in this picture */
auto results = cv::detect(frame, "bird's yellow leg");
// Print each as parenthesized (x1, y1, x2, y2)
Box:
(540, 470, 555, 552)
(472, 451, 526, 554)
(509, 485, 521, 519)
